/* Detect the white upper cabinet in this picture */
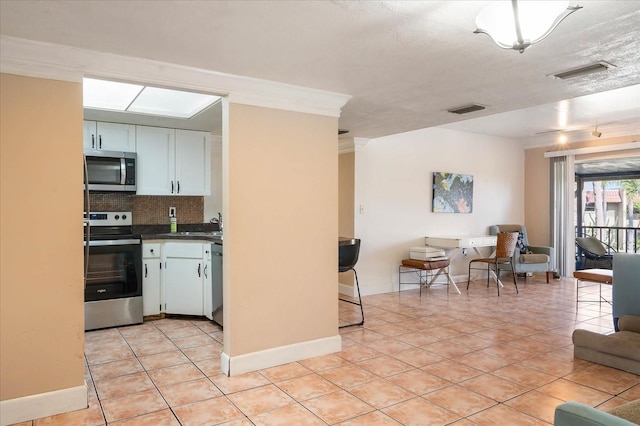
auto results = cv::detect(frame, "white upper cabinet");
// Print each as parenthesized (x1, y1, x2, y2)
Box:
(136, 126, 211, 196)
(83, 121, 136, 152)
(175, 129, 211, 196)
(136, 126, 176, 195)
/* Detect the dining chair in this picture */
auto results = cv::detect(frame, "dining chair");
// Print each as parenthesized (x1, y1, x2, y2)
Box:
(467, 231, 519, 296)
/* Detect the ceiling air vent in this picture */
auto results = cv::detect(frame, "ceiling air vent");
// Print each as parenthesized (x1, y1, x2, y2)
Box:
(550, 61, 615, 80)
(447, 104, 486, 115)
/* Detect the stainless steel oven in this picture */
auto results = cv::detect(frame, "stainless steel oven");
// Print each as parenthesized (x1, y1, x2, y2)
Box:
(84, 211, 142, 331)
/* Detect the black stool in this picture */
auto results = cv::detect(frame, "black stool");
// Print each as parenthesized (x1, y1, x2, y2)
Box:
(339, 238, 364, 328)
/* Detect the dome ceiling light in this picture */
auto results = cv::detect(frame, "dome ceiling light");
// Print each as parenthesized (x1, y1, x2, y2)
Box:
(474, 1, 582, 53)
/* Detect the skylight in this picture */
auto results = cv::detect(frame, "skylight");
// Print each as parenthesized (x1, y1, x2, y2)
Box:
(83, 78, 220, 119)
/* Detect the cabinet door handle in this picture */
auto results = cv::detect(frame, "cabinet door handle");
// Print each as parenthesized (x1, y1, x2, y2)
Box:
(171, 181, 174, 194)
(177, 181, 180, 194)
(99, 135, 102, 149)
(198, 264, 201, 277)
(91, 134, 95, 149)
(204, 265, 208, 279)
(145, 264, 148, 278)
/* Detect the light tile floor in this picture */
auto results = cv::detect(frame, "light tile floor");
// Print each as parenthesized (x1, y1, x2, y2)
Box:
(17, 275, 639, 425)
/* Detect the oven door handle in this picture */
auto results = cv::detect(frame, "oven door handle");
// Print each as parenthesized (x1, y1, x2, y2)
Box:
(87, 239, 141, 247)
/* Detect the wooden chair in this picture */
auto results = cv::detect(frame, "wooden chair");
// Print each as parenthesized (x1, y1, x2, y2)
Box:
(467, 232, 519, 296)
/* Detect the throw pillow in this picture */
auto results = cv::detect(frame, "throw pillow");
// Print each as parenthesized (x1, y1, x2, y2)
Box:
(517, 231, 527, 254)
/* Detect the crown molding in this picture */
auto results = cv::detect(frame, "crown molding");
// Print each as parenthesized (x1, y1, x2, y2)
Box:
(0, 36, 351, 118)
(522, 123, 640, 150)
(338, 139, 354, 153)
(338, 137, 370, 153)
(543, 141, 640, 158)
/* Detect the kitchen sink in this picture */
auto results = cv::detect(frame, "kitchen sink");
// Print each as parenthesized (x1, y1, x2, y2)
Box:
(157, 231, 222, 238)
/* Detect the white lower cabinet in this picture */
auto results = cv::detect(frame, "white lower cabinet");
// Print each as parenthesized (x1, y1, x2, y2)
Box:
(142, 241, 212, 317)
(165, 258, 204, 315)
(142, 243, 162, 316)
(162, 242, 208, 316)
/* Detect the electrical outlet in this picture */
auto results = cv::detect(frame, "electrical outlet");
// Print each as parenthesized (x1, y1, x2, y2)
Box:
(169, 207, 176, 217)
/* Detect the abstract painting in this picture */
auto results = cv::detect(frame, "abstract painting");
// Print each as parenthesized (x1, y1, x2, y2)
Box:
(432, 172, 473, 213)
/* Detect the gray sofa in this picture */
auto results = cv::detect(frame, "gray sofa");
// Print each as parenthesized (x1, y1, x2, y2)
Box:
(555, 400, 640, 426)
(573, 315, 640, 375)
(613, 253, 640, 331)
(572, 253, 640, 374)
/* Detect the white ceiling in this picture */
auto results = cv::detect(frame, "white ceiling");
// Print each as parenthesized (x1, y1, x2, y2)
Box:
(1, 1, 639, 146)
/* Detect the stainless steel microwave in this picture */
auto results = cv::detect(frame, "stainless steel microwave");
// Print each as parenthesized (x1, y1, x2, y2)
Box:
(84, 150, 136, 192)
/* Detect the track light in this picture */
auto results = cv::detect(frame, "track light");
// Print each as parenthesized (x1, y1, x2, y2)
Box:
(591, 126, 602, 138)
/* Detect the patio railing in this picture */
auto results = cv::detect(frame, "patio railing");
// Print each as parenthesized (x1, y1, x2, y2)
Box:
(575, 225, 640, 269)
(576, 225, 640, 253)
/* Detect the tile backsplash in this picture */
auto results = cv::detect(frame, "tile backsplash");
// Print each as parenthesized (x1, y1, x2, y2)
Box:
(87, 193, 204, 224)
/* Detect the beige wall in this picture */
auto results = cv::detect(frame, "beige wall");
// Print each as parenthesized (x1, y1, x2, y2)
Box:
(338, 152, 355, 239)
(338, 152, 355, 286)
(524, 135, 640, 246)
(225, 103, 338, 356)
(524, 144, 552, 246)
(0, 74, 85, 400)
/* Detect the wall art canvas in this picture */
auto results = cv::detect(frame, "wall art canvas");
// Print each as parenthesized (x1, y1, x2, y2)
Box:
(432, 172, 473, 213)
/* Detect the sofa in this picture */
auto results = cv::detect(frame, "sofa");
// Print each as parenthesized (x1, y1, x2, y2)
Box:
(554, 400, 640, 426)
(613, 253, 640, 331)
(572, 315, 640, 375)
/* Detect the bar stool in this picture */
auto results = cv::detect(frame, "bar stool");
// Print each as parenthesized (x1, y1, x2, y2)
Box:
(339, 238, 364, 328)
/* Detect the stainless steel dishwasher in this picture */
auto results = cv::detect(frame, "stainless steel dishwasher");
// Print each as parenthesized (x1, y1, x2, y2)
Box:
(211, 242, 223, 327)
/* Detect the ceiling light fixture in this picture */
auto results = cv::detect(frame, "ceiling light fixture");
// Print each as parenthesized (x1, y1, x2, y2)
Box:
(474, 1, 582, 53)
(558, 133, 568, 144)
(83, 78, 220, 119)
(591, 126, 602, 138)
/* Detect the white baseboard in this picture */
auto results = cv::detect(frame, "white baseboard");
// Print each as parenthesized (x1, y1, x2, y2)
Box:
(0, 382, 87, 426)
(221, 352, 231, 376)
(221, 334, 342, 376)
(338, 283, 355, 296)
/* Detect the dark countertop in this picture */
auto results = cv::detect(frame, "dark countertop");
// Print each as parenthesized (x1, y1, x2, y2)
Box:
(136, 223, 222, 244)
(141, 232, 222, 244)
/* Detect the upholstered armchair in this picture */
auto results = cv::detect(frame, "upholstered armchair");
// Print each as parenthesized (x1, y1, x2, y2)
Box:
(489, 225, 555, 283)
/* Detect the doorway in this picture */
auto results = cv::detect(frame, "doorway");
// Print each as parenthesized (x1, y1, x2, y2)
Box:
(574, 157, 640, 270)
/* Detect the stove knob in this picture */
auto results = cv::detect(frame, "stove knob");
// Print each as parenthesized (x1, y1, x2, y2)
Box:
(114, 215, 120, 220)
(122, 214, 127, 220)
